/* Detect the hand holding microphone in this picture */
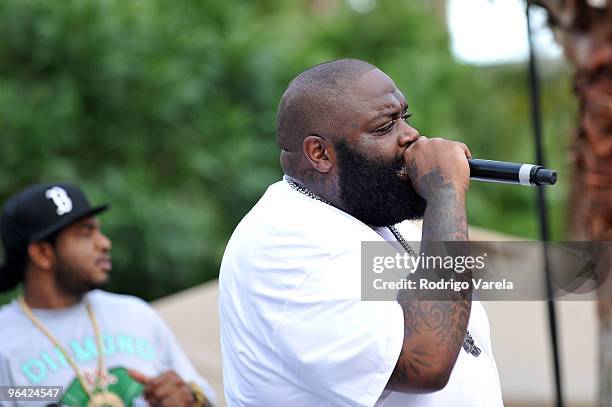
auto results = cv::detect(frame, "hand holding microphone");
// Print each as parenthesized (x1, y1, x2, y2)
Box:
(404, 137, 558, 189)
(403, 137, 473, 200)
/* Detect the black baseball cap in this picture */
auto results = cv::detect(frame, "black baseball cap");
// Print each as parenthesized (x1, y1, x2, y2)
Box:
(0, 183, 108, 291)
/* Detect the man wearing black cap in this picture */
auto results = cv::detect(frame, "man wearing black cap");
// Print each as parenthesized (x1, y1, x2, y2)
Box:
(0, 183, 215, 407)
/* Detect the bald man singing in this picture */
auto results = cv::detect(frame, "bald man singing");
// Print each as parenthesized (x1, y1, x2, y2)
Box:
(218, 59, 503, 406)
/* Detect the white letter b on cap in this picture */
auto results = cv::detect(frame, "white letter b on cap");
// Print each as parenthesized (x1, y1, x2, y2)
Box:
(45, 186, 73, 215)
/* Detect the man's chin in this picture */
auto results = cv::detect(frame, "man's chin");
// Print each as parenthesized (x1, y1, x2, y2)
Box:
(352, 211, 422, 228)
(350, 199, 426, 226)
(87, 275, 109, 291)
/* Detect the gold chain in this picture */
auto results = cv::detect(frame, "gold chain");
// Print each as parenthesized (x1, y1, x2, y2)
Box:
(18, 297, 107, 400)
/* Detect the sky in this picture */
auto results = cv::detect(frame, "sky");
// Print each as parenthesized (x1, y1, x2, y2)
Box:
(447, 0, 563, 65)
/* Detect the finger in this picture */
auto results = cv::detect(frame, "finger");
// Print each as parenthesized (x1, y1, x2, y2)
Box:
(456, 141, 472, 159)
(149, 379, 180, 402)
(405, 135, 428, 153)
(147, 371, 186, 403)
(159, 390, 193, 407)
(159, 394, 187, 407)
(148, 371, 179, 391)
(153, 382, 194, 407)
(128, 369, 151, 385)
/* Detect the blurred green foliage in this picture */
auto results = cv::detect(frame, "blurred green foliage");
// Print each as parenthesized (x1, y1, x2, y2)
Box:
(0, 0, 575, 302)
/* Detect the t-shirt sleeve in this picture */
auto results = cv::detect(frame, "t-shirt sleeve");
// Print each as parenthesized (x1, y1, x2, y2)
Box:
(274, 255, 405, 407)
(152, 309, 218, 406)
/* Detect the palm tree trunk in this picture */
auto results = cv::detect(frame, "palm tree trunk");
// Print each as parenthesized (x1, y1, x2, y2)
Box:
(529, 1, 612, 405)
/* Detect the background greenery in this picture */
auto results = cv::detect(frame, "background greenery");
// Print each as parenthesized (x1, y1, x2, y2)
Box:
(0, 0, 575, 302)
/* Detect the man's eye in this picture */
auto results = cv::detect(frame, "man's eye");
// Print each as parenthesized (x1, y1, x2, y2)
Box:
(79, 225, 95, 235)
(376, 122, 394, 133)
(375, 112, 412, 133)
(401, 112, 413, 123)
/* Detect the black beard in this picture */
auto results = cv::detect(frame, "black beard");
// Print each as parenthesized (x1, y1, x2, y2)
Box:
(335, 139, 426, 227)
(54, 257, 104, 297)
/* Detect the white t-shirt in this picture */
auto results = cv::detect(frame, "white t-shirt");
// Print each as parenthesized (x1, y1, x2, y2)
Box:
(219, 179, 503, 406)
(0, 290, 216, 407)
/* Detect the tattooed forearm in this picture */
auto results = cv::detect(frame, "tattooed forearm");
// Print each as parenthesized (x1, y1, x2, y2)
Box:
(388, 162, 472, 392)
(410, 158, 469, 242)
(422, 188, 469, 242)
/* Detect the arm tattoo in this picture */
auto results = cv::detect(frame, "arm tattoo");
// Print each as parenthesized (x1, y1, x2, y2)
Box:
(388, 159, 471, 389)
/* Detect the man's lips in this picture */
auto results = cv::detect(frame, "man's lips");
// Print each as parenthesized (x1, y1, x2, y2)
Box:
(96, 256, 112, 271)
(397, 143, 416, 180)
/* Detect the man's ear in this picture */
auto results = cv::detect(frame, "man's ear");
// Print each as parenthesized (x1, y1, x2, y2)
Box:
(27, 242, 56, 271)
(303, 135, 334, 173)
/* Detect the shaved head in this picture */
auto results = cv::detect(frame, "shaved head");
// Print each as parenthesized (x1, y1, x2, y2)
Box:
(274, 58, 425, 225)
(276, 58, 376, 175)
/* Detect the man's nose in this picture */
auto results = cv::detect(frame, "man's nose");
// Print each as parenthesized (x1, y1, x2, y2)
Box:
(397, 122, 420, 148)
(96, 232, 112, 252)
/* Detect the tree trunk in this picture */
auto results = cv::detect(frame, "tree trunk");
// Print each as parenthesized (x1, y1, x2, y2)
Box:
(530, 1, 612, 405)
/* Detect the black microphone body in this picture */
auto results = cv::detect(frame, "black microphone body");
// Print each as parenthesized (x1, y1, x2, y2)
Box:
(468, 159, 557, 186)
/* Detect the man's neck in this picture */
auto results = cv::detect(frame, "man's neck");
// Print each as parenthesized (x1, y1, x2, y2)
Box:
(22, 277, 84, 309)
(287, 174, 348, 214)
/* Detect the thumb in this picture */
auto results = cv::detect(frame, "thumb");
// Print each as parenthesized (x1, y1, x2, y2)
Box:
(127, 369, 151, 385)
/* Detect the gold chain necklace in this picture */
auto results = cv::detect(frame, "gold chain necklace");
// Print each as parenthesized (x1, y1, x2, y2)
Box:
(18, 297, 125, 407)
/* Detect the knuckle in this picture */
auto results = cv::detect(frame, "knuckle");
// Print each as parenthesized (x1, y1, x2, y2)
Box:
(452, 143, 465, 153)
(411, 140, 423, 150)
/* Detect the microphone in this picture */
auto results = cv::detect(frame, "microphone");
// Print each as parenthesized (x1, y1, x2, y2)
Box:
(468, 159, 557, 186)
